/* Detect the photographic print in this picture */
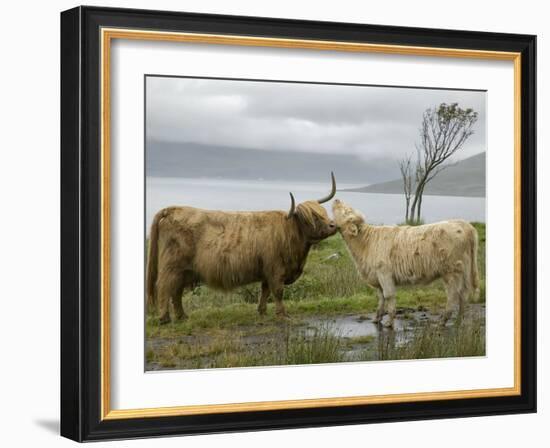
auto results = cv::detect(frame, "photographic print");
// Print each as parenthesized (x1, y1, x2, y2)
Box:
(145, 76, 486, 371)
(61, 8, 536, 440)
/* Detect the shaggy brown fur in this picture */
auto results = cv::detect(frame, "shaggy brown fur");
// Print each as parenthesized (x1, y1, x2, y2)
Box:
(332, 199, 479, 326)
(147, 201, 336, 324)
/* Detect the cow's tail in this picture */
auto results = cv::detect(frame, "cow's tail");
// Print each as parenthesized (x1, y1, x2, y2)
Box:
(146, 210, 164, 312)
(470, 225, 480, 301)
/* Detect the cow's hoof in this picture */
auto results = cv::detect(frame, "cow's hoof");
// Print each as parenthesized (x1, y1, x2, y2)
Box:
(159, 315, 171, 325)
(276, 311, 290, 320)
(383, 321, 395, 329)
(174, 313, 188, 322)
(257, 307, 267, 316)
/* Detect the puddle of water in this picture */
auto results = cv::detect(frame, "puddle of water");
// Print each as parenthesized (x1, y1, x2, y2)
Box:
(303, 312, 420, 338)
(303, 304, 486, 361)
(305, 304, 485, 339)
(303, 313, 419, 361)
(304, 315, 378, 338)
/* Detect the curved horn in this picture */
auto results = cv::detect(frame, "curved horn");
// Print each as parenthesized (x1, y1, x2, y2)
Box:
(287, 192, 296, 219)
(317, 171, 337, 204)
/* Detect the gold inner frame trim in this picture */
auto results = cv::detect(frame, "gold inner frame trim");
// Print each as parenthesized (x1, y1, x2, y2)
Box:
(100, 27, 522, 420)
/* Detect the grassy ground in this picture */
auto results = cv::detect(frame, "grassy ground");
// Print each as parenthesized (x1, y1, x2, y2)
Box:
(146, 222, 486, 370)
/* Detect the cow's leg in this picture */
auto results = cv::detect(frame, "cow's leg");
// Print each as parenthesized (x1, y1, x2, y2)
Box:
(171, 271, 195, 321)
(270, 283, 288, 318)
(441, 274, 461, 325)
(170, 284, 187, 322)
(373, 288, 385, 324)
(385, 295, 397, 328)
(456, 277, 469, 324)
(257, 281, 270, 316)
(378, 274, 397, 328)
(157, 270, 184, 325)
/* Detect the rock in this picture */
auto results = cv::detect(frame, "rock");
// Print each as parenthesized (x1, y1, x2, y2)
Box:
(325, 252, 341, 261)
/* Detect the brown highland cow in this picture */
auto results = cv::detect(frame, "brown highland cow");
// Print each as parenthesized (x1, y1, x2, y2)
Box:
(147, 174, 337, 324)
(332, 199, 479, 327)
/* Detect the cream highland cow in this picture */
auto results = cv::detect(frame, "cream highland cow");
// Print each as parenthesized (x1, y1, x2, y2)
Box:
(332, 199, 479, 327)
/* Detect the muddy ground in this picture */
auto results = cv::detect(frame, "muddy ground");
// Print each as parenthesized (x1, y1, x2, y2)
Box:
(145, 304, 485, 371)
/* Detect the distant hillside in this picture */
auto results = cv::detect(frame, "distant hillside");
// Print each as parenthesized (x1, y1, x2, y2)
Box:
(146, 140, 400, 184)
(343, 152, 486, 197)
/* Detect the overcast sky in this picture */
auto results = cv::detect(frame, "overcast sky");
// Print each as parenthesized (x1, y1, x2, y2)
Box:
(146, 76, 486, 161)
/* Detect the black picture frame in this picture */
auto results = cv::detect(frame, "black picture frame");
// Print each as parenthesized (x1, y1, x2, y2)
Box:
(61, 5, 536, 442)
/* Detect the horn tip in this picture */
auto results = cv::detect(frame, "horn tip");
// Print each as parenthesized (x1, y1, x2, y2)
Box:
(287, 192, 296, 219)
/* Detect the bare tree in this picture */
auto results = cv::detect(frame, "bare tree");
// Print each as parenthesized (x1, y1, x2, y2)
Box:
(407, 103, 478, 224)
(398, 154, 413, 222)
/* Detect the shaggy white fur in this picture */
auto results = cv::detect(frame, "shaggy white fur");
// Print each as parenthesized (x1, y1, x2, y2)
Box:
(332, 199, 479, 327)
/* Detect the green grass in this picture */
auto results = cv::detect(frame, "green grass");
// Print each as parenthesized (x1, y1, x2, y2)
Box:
(346, 335, 376, 345)
(377, 317, 485, 360)
(148, 324, 346, 369)
(284, 325, 345, 365)
(146, 223, 486, 369)
(147, 331, 244, 368)
(146, 293, 377, 339)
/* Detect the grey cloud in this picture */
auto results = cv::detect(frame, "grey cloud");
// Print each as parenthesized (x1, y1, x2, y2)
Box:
(146, 76, 486, 160)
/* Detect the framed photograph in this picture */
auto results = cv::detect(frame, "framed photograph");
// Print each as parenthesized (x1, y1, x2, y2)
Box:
(60, 6, 536, 441)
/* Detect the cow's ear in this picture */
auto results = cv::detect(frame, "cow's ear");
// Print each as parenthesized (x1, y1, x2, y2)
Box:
(346, 223, 359, 237)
